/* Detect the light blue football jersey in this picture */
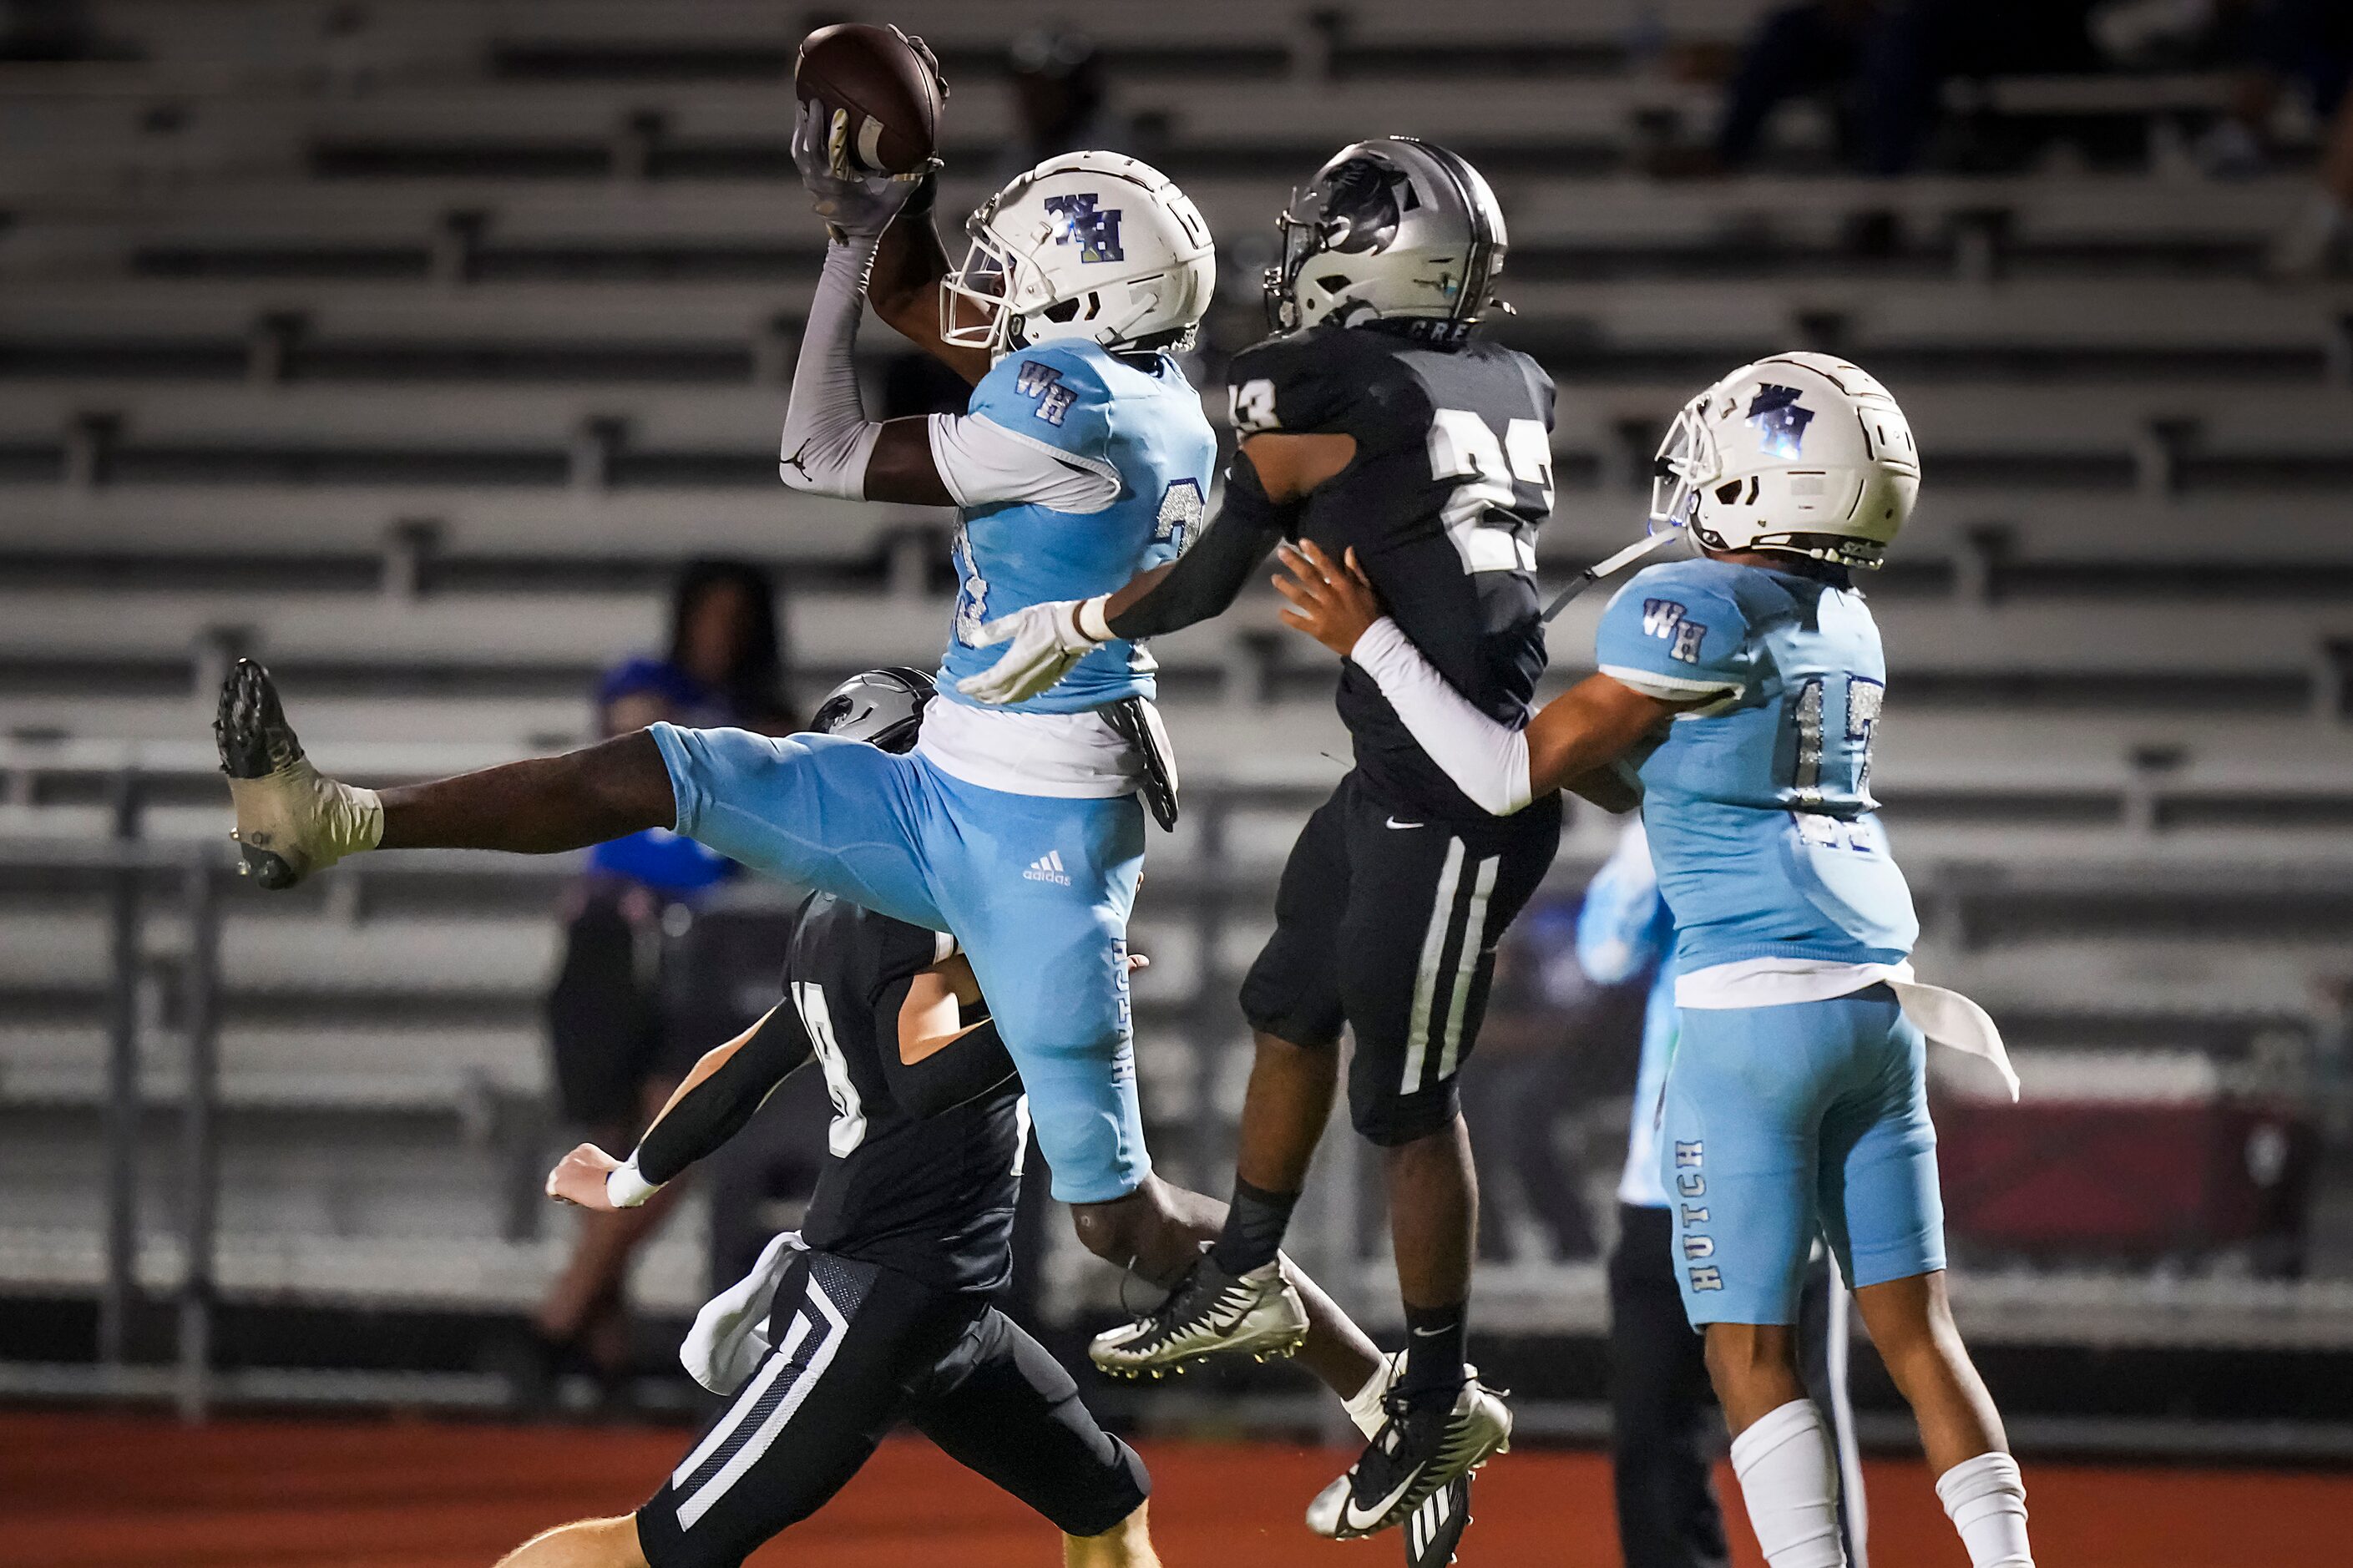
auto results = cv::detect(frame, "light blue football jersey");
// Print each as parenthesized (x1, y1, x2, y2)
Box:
(939, 340, 1217, 715)
(1595, 556, 1920, 971)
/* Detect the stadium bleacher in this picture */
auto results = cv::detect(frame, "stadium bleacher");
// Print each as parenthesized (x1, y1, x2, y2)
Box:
(3, 0, 2351, 1404)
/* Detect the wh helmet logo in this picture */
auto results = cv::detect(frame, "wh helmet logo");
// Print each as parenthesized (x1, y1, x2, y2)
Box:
(1745, 383, 1814, 460)
(1042, 193, 1125, 263)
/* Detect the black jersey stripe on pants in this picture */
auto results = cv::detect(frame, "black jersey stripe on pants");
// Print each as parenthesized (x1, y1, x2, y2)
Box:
(638, 1250, 1148, 1568)
(1241, 771, 1562, 1145)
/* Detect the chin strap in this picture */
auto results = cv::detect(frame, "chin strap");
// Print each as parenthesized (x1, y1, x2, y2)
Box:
(1540, 529, 1685, 623)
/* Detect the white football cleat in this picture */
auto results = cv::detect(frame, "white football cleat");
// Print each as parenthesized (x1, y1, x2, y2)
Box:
(214, 658, 381, 890)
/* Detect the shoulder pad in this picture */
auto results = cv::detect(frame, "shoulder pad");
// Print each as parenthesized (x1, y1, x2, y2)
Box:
(1622, 556, 1744, 597)
(1227, 326, 1374, 436)
(972, 343, 1115, 444)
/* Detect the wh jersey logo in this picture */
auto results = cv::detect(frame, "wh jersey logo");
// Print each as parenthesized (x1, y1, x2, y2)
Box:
(1747, 382, 1815, 460)
(1013, 360, 1079, 427)
(1041, 193, 1124, 262)
(1642, 599, 1708, 664)
(1024, 849, 1073, 887)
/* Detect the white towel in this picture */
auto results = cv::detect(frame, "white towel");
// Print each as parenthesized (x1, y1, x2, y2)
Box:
(1677, 958, 2019, 1102)
(680, 1232, 804, 1394)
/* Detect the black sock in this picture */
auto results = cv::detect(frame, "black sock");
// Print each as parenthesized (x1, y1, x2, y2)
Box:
(1399, 1301, 1468, 1402)
(1207, 1177, 1299, 1276)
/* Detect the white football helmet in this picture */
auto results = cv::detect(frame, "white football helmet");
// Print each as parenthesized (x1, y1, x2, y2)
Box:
(1266, 137, 1508, 339)
(942, 151, 1216, 358)
(1649, 352, 1920, 569)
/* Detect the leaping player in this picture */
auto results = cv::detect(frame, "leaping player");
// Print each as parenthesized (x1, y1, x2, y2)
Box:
(498, 675, 1161, 1568)
(961, 139, 1629, 1539)
(1270, 353, 2037, 1568)
(210, 61, 1448, 1549)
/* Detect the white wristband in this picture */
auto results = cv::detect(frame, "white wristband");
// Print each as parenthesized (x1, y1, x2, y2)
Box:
(1075, 595, 1113, 644)
(606, 1157, 660, 1209)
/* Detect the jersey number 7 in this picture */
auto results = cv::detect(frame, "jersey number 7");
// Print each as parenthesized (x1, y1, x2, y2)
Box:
(1426, 409, 1551, 574)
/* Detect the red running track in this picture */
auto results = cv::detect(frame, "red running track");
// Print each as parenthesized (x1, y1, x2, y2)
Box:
(3, 1410, 2347, 1566)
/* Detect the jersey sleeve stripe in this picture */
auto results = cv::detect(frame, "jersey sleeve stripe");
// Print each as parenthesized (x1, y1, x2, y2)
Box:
(927, 412, 1122, 514)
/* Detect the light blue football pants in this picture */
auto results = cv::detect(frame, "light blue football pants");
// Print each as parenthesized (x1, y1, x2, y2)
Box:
(651, 723, 1149, 1203)
(1662, 985, 1945, 1326)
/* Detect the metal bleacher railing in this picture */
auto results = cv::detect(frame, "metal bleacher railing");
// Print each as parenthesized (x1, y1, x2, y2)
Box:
(8, 741, 2353, 1455)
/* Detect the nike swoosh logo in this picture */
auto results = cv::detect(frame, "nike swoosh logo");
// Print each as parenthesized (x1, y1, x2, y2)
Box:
(1410, 1325, 1447, 1336)
(1343, 1473, 1420, 1533)
(1385, 817, 1424, 830)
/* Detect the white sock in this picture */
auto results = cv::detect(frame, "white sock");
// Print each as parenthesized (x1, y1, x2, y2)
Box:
(1936, 1451, 2033, 1568)
(1728, 1399, 1846, 1568)
(1343, 1357, 1394, 1438)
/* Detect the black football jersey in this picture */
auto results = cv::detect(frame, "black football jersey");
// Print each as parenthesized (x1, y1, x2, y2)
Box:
(1229, 322, 1557, 817)
(785, 894, 1024, 1295)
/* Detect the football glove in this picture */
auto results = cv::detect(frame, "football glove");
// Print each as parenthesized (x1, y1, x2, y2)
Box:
(789, 97, 933, 240)
(956, 596, 1112, 706)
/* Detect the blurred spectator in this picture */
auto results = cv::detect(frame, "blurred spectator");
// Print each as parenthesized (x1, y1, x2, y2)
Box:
(0, 0, 119, 61)
(2313, 974, 2353, 1145)
(2233, 1, 2351, 273)
(1578, 823, 1728, 1568)
(985, 27, 1135, 187)
(1461, 898, 1636, 1263)
(521, 561, 796, 1405)
(1698, 0, 2100, 176)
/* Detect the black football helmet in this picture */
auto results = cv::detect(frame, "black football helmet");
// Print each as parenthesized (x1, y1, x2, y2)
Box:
(1266, 137, 1509, 340)
(810, 665, 935, 753)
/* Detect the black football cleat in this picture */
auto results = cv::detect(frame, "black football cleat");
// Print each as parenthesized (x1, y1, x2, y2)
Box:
(1308, 1379, 1510, 1541)
(1404, 1475, 1473, 1568)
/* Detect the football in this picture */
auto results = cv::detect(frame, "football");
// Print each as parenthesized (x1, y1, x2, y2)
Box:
(793, 23, 945, 177)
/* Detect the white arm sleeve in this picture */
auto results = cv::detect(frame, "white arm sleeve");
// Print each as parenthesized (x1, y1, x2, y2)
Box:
(1348, 618, 1536, 817)
(927, 412, 1121, 513)
(777, 235, 883, 499)
(605, 1154, 660, 1209)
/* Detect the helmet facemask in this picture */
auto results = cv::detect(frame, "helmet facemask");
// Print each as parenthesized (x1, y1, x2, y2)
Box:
(1266, 156, 1404, 332)
(1647, 395, 1723, 538)
(939, 213, 1018, 355)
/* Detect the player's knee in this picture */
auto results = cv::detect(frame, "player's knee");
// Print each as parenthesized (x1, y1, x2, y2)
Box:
(1348, 1074, 1460, 1147)
(1062, 1502, 1156, 1568)
(1702, 1322, 1801, 1394)
(1854, 1268, 1962, 1363)
(1056, 1446, 1153, 1562)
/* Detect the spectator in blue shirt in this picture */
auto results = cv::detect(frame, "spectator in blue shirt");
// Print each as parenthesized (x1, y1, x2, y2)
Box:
(522, 560, 796, 1406)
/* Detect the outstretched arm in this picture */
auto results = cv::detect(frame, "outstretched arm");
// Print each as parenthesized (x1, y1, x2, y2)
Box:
(777, 104, 1141, 515)
(776, 98, 956, 507)
(954, 432, 1355, 706)
(547, 947, 1040, 1208)
(1273, 540, 1674, 813)
(546, 1002, 813, 1210)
